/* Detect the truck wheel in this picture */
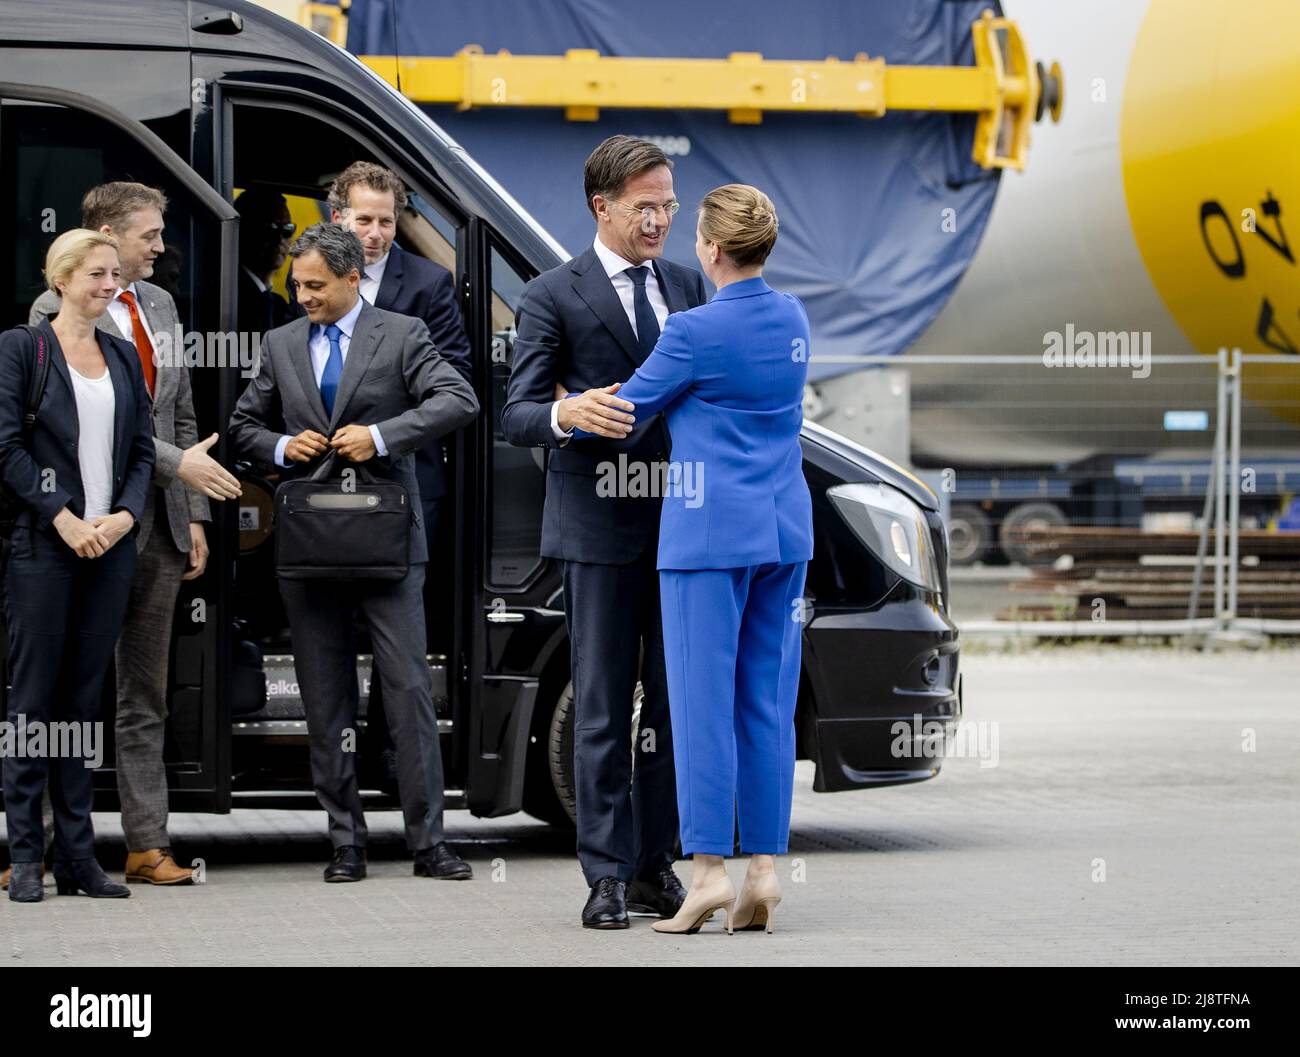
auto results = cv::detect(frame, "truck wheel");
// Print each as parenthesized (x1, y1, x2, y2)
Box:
(544, 679, 643, 828)
(999, 502, 1068, 565)
(948, 504, 992, 565)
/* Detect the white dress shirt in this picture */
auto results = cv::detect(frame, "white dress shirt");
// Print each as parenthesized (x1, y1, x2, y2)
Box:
(243, 266, 269, 294)
(359, 250, 390, 306)
(68, 364, 117, 521)
(550, 235, 670, 442)
(105, 281, 157, 347)
(273, 296, 387, 467)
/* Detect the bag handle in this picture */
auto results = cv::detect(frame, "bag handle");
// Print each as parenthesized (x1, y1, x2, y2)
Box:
(306, 449, 384, 486)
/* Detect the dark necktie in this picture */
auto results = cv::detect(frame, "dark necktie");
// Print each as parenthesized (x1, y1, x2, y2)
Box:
(626, 265, 660, 359)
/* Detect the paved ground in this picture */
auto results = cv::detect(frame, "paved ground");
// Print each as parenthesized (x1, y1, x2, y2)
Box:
(2, 647, 1297, 966)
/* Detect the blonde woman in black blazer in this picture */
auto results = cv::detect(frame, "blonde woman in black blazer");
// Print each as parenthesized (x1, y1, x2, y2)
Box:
(0, 229, 154, 902)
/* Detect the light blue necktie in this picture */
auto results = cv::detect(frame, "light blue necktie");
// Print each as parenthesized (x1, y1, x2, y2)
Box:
(320, 323, 343, 415)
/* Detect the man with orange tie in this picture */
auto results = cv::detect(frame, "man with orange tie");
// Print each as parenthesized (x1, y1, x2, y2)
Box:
(26, 182, 243, 888)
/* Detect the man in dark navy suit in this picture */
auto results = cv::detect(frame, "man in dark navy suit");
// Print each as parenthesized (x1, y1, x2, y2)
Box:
(296, 163, 474, 791)
(502, 136, 708, 929)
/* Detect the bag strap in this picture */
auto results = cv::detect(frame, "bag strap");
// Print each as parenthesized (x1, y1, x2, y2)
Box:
(307, 449, 382, 486)
(16, 324, 50, 432)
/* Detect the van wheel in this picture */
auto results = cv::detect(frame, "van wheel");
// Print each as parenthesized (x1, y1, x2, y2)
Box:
(543, 679, 643, 828)
(545, 681, 579, 826)
(521, 679, 573, 828)
(948, 504, 992, 565)
(999, 502, 1068, 565)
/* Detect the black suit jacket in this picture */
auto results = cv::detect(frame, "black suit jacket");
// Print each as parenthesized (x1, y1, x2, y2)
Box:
(239, 268, 294, 340)
(290, 243, 471, 501)
(0, 318, 155, 535)
(501, 246, 708, 564)
(374, 244, 471, 504)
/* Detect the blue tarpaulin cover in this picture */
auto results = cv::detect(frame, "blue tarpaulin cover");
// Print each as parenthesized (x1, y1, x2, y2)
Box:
(346, 0, 1002, 379)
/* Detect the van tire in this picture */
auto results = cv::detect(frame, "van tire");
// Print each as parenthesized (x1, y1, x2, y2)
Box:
(521, 678, 575, 828)
(541, 679, 645, 830)
(545, 681, 579, 827)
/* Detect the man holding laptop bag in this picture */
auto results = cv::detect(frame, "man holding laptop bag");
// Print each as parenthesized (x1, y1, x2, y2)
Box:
(230, 223, 479, 883)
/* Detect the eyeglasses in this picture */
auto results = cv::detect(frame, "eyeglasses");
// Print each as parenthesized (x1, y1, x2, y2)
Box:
(266, 222, 297, 237)
(606, 199, 680, 220)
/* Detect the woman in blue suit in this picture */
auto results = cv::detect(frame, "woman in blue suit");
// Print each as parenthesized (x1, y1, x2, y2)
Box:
(0, 229, 155, 902)
(573, 185, 812, 934)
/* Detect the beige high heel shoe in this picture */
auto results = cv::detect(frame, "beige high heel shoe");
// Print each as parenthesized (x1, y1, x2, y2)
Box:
(731, 871, 782, 933)
(651, 874, 736, 934)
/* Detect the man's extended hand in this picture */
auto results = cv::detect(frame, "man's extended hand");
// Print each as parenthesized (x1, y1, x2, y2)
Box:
(177, 433, 243, 499)
(285, 429, 330, 463)
(330, 424, 377, 462)
(181, 522, 209, 581)
(555, 383, 635, 439)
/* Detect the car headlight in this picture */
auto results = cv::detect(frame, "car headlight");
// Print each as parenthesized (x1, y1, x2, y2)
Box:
(827, 482, 943, 592)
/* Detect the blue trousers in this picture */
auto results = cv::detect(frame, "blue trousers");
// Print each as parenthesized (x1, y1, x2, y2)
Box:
(659, 560, 807, 857)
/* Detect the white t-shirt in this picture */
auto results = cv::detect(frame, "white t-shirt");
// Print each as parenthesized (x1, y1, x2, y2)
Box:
(68, 364, 116, 521)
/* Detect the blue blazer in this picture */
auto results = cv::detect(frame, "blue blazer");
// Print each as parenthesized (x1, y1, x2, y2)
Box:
(576, 276, 813, 570)
(0, 317, 155, 535)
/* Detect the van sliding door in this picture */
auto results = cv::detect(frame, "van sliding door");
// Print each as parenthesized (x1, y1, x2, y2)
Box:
(0, 83, 239, 812)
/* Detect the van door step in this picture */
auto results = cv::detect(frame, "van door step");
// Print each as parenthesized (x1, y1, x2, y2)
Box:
(238, 654, 450, 725)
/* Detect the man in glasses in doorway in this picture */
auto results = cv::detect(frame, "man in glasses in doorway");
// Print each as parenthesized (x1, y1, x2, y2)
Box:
(502, 135, 708, 929)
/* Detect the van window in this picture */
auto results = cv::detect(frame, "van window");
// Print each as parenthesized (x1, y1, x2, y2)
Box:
(0, 99, 221, 338)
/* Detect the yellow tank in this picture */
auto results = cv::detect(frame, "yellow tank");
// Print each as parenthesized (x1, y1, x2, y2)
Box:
(1122, 0, 1300, 424)
(819, 0, 1300, 464)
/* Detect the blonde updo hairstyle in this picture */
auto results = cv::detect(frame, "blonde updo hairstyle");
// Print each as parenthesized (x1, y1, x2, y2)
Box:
(697, 184, 779, 268)
(44, 228, 120, 294)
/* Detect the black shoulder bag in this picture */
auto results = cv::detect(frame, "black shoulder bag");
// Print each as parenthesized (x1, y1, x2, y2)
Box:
(0, 325, 52, 541)
(274, 451, 412, 580)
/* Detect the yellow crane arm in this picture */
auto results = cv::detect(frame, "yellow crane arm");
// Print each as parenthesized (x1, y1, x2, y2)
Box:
(304, 4, 1060, 171)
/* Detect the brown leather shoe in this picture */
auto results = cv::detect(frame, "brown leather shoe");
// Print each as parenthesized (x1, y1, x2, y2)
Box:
(1, 864, 46, 890)
(124, 848, 194, 886)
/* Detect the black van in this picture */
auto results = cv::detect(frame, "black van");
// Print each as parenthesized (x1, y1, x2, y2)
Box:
(0, 0, 961, 826)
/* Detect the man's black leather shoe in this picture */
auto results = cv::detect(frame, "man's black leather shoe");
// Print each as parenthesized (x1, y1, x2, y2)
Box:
(8, 861, 43, 903)
(626, 863, 686, 917)
(414, 842, 472, 880)
(323, 845, 367, 882)
(582, 876, 629, 929)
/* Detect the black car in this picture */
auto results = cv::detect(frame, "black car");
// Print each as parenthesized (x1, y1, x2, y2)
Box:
(0, 0, 961, 826)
